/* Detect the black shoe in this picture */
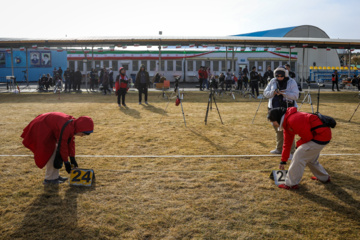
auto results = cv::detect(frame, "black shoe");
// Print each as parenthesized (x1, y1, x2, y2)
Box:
(58, 176, 68, 181)
(43, 179, 65, 185)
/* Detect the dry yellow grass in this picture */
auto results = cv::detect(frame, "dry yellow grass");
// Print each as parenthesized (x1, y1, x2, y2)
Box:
(0, 90, 360, 239)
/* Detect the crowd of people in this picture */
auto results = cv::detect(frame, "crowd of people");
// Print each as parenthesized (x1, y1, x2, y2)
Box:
(198, 65, 287, 98)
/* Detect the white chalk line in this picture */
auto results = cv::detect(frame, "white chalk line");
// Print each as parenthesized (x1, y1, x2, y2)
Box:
(1, 153, 360, 158)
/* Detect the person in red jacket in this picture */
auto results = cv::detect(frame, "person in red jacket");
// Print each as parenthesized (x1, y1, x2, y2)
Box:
(21, 112, 94, 184)
(115, 67, 130, 107)
(267, 107, 331, 189)
(198, 66, 205, 91)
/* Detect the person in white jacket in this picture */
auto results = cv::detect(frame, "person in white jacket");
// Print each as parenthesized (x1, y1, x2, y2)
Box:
(263, 66, 299, 156)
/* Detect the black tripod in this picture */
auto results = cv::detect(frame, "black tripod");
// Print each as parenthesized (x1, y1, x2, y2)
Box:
(349, 93, 360, 122)
(205, 88, 223, 125)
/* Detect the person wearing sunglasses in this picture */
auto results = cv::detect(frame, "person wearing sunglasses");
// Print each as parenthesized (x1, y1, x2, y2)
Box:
(263, 66, 299, 157)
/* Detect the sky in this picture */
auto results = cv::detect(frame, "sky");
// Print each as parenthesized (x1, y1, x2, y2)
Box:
(2, 0, 360, 39)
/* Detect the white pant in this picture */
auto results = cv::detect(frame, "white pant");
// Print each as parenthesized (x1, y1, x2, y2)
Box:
(285, 141, 329, 186)
(45, 146, 60, 180)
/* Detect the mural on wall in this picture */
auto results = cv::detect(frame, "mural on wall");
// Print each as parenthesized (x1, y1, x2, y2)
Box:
(30, 51, 51, 67)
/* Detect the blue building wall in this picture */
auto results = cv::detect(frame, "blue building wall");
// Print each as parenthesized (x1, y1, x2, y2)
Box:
(0, 50, 67, 82)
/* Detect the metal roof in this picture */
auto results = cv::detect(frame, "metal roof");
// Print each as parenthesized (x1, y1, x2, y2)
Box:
(233, 26, 297, 38)
(1, 36, 360, 49)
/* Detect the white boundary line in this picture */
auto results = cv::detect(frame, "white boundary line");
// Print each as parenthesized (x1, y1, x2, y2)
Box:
(1, 154, 360, 158)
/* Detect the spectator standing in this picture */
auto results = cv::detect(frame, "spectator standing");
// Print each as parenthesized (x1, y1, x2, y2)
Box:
(263, 66, 274, 86)
(238, 67, 243, 90)
(219, 73, 225, 91)
(285, 64, 296, 79)
(58, 67, 63, 79)
(225, 69, 233, 91)
(264, 66, 299, 156)
(90, 68, 96, 91)
(115, 67, 130, 107)
(242, 65, 249, 77)
(74, 69, 82, 92)
(109, 67, 114, 92)
(135, 64, 150, 104)
(332, 70, 340, 91)
(70, 69, 75, 91)
(198, 66, 205, 91)
(102, 68, 111, 95)
(53, 67, 57, 80)
(64, 67, 71, 92)
(249, 66, 259, 97)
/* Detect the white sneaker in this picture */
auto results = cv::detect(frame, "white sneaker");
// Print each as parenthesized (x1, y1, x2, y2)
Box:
(288, 154, 293, 160)
(270, 149, 282, 154)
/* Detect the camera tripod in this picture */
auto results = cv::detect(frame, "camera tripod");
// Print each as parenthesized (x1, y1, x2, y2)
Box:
(298, 83, 314, 113)
(158, 76, 186, 127)
(205, 88, 223, 125)
(20, 70, 31, 91)
(349, 93, 360, 122)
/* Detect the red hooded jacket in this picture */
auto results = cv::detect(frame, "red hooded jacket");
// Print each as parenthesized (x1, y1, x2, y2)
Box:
(281, 107, 332, 162)
(21, 112, 94, 169)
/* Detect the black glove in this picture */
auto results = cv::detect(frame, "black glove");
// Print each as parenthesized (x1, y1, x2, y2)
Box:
(65, 161, 72, 174)
(70, 156, 78, 168)
(280, 161, 287, 165)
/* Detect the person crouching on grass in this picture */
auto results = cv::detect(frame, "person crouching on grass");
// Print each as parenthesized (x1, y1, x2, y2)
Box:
(21, 112, 94, 185)
(115, 67, 130, 107)
(267, 107, 331, 190)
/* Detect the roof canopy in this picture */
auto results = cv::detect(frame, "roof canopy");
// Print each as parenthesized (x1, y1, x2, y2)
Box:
(1, 36, 359, 49)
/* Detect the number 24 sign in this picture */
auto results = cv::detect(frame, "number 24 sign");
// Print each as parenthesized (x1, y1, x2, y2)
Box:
(69, 169, 95, 186)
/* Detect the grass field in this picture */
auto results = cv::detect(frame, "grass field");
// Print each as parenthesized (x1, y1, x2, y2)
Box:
(0, 90, 360, 239)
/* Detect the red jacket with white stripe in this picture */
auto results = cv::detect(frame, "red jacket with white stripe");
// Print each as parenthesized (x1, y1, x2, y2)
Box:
(281, 107, 332, 162)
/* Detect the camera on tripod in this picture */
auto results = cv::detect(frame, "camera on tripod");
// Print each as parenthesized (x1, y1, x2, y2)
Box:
(209, 77, 218, 90)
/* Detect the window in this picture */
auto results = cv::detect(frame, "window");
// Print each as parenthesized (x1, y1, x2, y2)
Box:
(249, 61, 255, 71)
(141, 60, 147, 69)
(290, 61, 296, 71)
(221, 61, 226, 71)
(103, 61, 109, 68)
(95, 61, 101, 69)
(150, 60, 156, 71)
(187, 60, 193, 71)
(112, 61, 118, 71)
(122, 64, 129, 70)
(176, 60, 182, 71)
(86, 61, 92, 71)
(266, 61, 272, 70)
(132, 60, 139, 71)
(257, 61, 263, 72)
(196, 60, 202, 71)
(205, 61, 210, 68)
(213, 61, 219, 71)
(77, 61, 83, 71)
(274, 61, 280, 69)
(69, 61, 75, 71)
(160, 60, 165, 71)
(167, 60, 174, 71)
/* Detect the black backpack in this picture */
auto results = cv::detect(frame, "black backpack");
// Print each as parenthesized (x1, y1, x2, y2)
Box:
(311, 113, 336, 131)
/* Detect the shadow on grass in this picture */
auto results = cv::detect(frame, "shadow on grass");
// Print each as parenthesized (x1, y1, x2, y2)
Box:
(142, 103, 168, 115)
(295, 171, 360, 224)
(11, 184, 96, 239)
(187, 127, 226, 152)
(119, 106, 141, 119)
